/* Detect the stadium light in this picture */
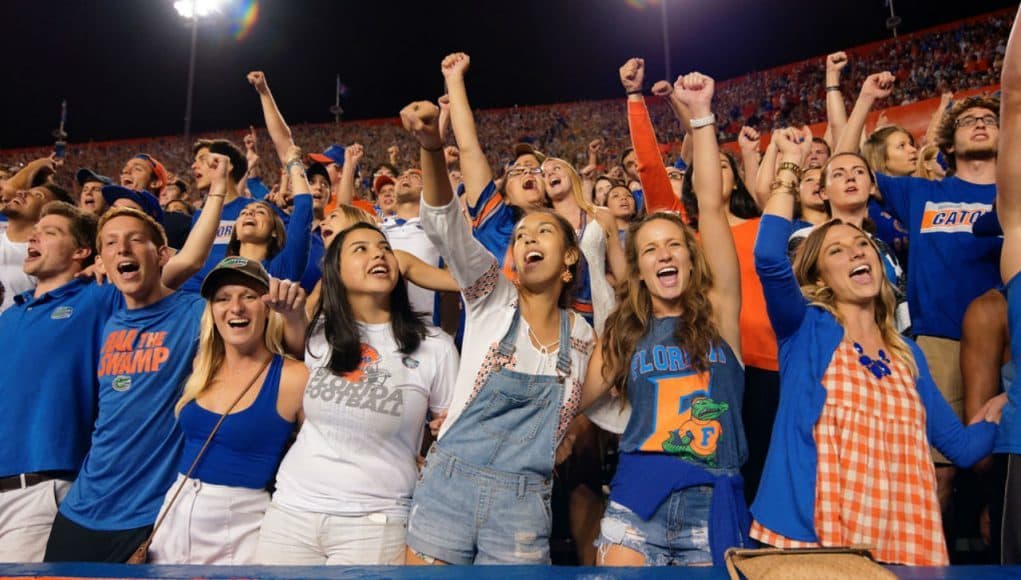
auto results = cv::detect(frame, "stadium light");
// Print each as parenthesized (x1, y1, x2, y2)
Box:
(174, 0, 224, 19)
(175, 0, 224, 151)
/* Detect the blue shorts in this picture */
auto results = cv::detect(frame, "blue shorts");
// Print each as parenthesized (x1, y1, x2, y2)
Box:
(406, 445, 552, 564)
(596, 486, 713, 566)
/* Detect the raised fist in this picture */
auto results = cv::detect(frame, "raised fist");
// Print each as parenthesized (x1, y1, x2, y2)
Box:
(738, 126, 761, 154)
(826, 52, 848, 73)
(346, 143, 364, 165)
(861, 71, 896, 100)
(400, 101, 442, 151)
(588, 138, 604, 156)
(441, 53, 470, 79)
(246, 71, 269, 94)
(773, 127, 802, 157)
(651, 80, 673, 97)
(619, 58, 644, 93)
(244, 126, 257, 151)
(673, 72, 715, 111)
(206, 152, 231, 186)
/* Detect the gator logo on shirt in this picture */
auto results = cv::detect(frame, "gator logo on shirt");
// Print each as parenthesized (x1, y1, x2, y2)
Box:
(112, 375, 132, 392)
(305, 343, 403, 416)
(50, 306, 73, 320)
(920, 201, 991, 234)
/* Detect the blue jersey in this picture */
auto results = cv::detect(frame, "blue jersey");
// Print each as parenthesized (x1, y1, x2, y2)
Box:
(876, 173, 1001, 339)
(299, 227, 325, 294)
(995, 274, 1021, 453)
(0, 281, 122, 477)
(59, 290, 205, 530)
(179, 197, 251, 294)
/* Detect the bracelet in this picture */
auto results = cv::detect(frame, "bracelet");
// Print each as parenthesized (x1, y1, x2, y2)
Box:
(626, 89, 643, 95)
(776, 161, 802, 178)
(421, 144, 443, 153)
(826, 85, 841, 92)
(206, 193, 225, 199)
(285, 159, 304, 173)
(770, 179, 798, 190)
(689, 113, 716, 129)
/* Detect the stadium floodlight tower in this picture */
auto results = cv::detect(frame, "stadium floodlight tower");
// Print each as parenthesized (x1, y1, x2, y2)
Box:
(174, 0, 225, 150)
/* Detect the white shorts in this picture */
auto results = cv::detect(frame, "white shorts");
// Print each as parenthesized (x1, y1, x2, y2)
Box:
(0, 478, 69, 562)
(148, 474, 269, 565)
(256, 501, 407, 565)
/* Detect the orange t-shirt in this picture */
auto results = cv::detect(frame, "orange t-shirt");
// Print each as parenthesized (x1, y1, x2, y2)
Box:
(731, 218, 778, 371)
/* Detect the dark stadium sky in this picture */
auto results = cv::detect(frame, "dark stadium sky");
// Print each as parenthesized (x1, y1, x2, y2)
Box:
(3, 0, 1017, 149)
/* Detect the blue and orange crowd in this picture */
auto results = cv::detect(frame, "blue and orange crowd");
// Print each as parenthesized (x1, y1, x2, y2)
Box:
(0, 6, 1019, 569)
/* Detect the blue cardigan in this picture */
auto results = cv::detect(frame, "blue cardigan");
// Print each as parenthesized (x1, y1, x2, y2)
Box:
(750, 214, 997, 543)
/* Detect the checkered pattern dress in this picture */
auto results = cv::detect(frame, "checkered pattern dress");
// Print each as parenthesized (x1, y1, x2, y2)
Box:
(750, 341, 948, 566)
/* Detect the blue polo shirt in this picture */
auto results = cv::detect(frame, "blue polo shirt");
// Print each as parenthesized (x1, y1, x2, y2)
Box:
(876, 173, 1001, 340)
(179, 196, 251, 294)
(0, 280, 122, 478)
(59, 290, 205, 530)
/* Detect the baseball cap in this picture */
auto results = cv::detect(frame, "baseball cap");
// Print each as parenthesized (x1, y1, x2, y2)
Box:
(102, 185, 165, 224)
(309, 144, 345, 167)
(513, 143, 546, 164)
(373, 175, 395, 194)
(200, 256, 271, 299)
(75, 168, 113, 187)
(134, 154, 168, 193)
(306, 162, 330, 184)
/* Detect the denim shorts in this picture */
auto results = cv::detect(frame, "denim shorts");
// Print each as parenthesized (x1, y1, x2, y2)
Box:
(596, 486, 713, 566)
(405, 445, 552, 564)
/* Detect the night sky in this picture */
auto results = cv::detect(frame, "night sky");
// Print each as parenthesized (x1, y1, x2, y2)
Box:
(3, 0, 1017, 149)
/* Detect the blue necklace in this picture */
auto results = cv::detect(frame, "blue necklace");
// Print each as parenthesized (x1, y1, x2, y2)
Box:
(853, 342, 891, 379)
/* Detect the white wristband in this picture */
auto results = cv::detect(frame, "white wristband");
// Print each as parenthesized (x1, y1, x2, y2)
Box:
(690, 114, 716, 129)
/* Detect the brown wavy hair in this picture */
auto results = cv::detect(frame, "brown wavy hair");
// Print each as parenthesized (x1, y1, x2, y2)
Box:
(792, 219, 917, 376)
(600, 212, 719, 398)
(935, 95, 1000, 174)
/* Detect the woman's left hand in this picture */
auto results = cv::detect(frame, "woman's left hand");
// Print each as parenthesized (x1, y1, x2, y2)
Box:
(263, 277, 306, 320)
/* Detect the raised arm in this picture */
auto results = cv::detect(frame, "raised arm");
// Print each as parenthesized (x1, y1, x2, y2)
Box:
(824, 52, 849, 147)
(737, 126, 762, 202)
(999, 4, 1021, 284)
(273, 145, 314, 281)
(338, 143, 363, 206)
(753, 130, 781, 207)
(755, 128, 811, 340)
(924, 92, 953, 146)
(620, 59, 679, 213)
(161, 154, 228, 288)
(396, 250, 459, 292)
(673, 72, 741, 355)
(441, 52, 493, 208)
(834, 71, 895, 155)
(247, 71, 294, 163)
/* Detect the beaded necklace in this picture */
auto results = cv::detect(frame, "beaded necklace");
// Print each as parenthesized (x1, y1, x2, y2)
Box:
(853, 341, 892, 379)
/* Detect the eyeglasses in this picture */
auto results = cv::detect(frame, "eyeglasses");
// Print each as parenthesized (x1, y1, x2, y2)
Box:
(955, 114, 999, 129)
(507, 166, 543, 178)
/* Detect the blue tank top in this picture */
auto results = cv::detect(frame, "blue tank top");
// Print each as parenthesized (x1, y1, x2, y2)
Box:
(617, 316, 747, 470)
(178, 355, 295, 489)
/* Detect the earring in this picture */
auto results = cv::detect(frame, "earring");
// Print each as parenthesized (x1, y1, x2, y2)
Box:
(561, 268, 573, 284)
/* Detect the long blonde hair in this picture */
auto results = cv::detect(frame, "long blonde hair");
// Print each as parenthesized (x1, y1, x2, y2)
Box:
(792, 219, 917, 376)
(543, 157, 595, 217)
(175, 301, 286, 415)
(601, 212, 719, 398)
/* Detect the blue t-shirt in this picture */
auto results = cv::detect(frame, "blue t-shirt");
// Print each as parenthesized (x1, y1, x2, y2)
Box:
(178, 355, 294, 489)
(265, 194, 313, 282)
(0, 281, 122, 477)
(464, 180, 515, 265)
(180, 196, 251, 294)
(60, 290, 205, 530)
(995, 273, 1021, 453)
(299, 227, 325, 294)
(867, 198, 909, 268)
(615, 317, 747, 468)
(876, 173, 1001, 339)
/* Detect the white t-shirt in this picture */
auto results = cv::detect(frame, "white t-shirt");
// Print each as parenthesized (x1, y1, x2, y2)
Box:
(273, 320, 457, 517)
(381, 215, 440, 319)
(420, 197, 596, 443)
(0, 232, 34, 314)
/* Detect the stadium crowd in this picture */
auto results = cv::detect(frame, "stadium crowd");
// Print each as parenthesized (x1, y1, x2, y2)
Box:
(0, 5, 1017, 570)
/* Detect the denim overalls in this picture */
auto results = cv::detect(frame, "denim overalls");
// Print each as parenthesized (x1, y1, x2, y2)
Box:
(406, 308, 571, 564)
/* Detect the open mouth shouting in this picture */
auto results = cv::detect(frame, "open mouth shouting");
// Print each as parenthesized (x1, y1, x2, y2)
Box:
(116, 260, 141, 281)
(368, 261, 391, 278)
(849, 263, 873, 285)
(226, 317, 251, 329)
(656, 266, 679, 288)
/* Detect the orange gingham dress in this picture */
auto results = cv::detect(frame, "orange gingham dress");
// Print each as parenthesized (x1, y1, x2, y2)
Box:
(750, 341, 948, 566)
